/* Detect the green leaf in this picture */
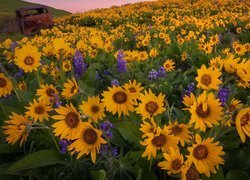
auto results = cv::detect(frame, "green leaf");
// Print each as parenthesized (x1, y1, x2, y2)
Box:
(202, 168, 224, 180)
(117, 121, 142, 149)
(0, 143, 22, 155)
(90, 169, 106, 180)
(5, 150, 66, 173)
(78, 63, 100, 96)
(135, 158, 157, 180)
(226, 170, 249, 180)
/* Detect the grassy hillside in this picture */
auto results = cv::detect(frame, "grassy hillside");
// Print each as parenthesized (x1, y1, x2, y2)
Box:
(0, 0, 71, 18)
(0, 0, 71, 42)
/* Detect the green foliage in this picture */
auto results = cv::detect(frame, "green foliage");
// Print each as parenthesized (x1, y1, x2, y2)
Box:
(5, 150, 66, 174)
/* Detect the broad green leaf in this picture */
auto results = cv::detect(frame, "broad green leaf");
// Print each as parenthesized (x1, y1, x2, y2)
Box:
(0, 143, 22, 155)
(226, 170, 249, 180)
(135, 158, 157, 180)
(90, 169, 106, 180)
(202, 168, 224, 180)
(117, 121, 142, 149)
(5, 150, 66, 173)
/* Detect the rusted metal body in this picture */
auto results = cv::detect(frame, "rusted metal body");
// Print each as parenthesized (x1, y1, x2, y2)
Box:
(16, 5, 53, 36)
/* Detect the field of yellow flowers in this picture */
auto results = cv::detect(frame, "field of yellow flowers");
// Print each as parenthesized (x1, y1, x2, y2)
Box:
(0, 0, 249, 179)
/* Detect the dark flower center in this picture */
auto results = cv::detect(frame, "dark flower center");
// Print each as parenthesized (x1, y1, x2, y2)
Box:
(170, 125, 183, 135)
(240, 112, 249, 126)
(0, 78, 7, 88)
(112, 91, 127, 104)
(145, 101, 159, 114)
(193, 145, 208, 160)
(71, 85, 77, 94)
(128, 87, 136, 93)
(83, 128, 98, 145)
(186, 167, 199, 180)
(65, 112, 79, 128)
(196, 103, 210, 118)
(172, 159, 182, 170)
(46, 88, 55, 97)
(165, 64, 170, 68)
(229, 104, 236, 112)
(201, 74, 211, 86)
(152, 134, 166, 147)
(35, 106, 45, 114)
(24, 56, 35, 65)
(91, 105, 100, 113)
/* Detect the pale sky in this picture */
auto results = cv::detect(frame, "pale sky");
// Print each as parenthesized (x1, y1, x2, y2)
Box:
(24, 0, 152, 13)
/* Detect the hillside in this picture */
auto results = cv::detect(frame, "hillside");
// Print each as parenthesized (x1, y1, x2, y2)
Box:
(0, 0, 71, 18)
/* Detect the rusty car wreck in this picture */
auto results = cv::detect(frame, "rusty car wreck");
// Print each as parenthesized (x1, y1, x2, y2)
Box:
(16, 5, 53, 36)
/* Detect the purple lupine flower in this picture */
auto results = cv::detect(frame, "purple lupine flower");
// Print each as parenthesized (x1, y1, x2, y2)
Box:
(95, 71, 102, 79)
(73, 50, 88, 77)
(59, 139, 72, 154)
(148, 69, 158, 80)
(184, 83, 195, 96)
(181, 83, 195, 102)
(100, 144, 118, 157)
(103, 70, 112, 76)
(217, 87, 230, 106)
(100, 120, 114, 139)
(13, 69, 24, 79)
(111, 79, 119, 86)
(50, 93, 62, 108)
(10, 41, 18, 52)
(157, 66, 166, 78)
(117, 50, 127, 73)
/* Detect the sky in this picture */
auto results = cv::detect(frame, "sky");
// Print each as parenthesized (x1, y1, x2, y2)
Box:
(24, 0, 152, 13)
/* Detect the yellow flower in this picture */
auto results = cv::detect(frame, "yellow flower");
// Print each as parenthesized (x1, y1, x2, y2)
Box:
(2, 113, 31, 146)
(158, 148, 184, 175)
(236, 107, 250, 143)
(136, 89, 166, 120)
(61, 78, 79, 99)
(236, 59, 250, 89)
(141, 126, 178, 160)
(228, 98, 243, 113)
(68, 122, 106, 163)
(149, 48, 159, 58)
(102, 86, 135, 117)
(0, 73, 13, 97)
(209, 34, 219, 45)
(182, 93, 196, 110)
(52, 38, 71, 58)
(203, 43, 213, 54)
(36, 84, 58, 103)
(163, 59, 175, 72)
(223, 55, 240, 74)
(138, 51, 148, 61)
(18, 81, 27, 91)
(140, 118, 157, 138)
(14, 44, 41, 73)
(62, 60, 72, 72)
(25, 99, 52, 122)
(233, 43, 246, 56)
(181, 160, 200, 180)
(123, 79, 144, 100)
(209, 56, 223, 70)
(181, 52, 187, 61)
(167, 121, 192, 146)
(187, 134, 225, 177)
(79, 96, 105, 123)
(189, 91, 223, 132)
(52, 103, 82, 140)
(195, 65, 222, 90)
